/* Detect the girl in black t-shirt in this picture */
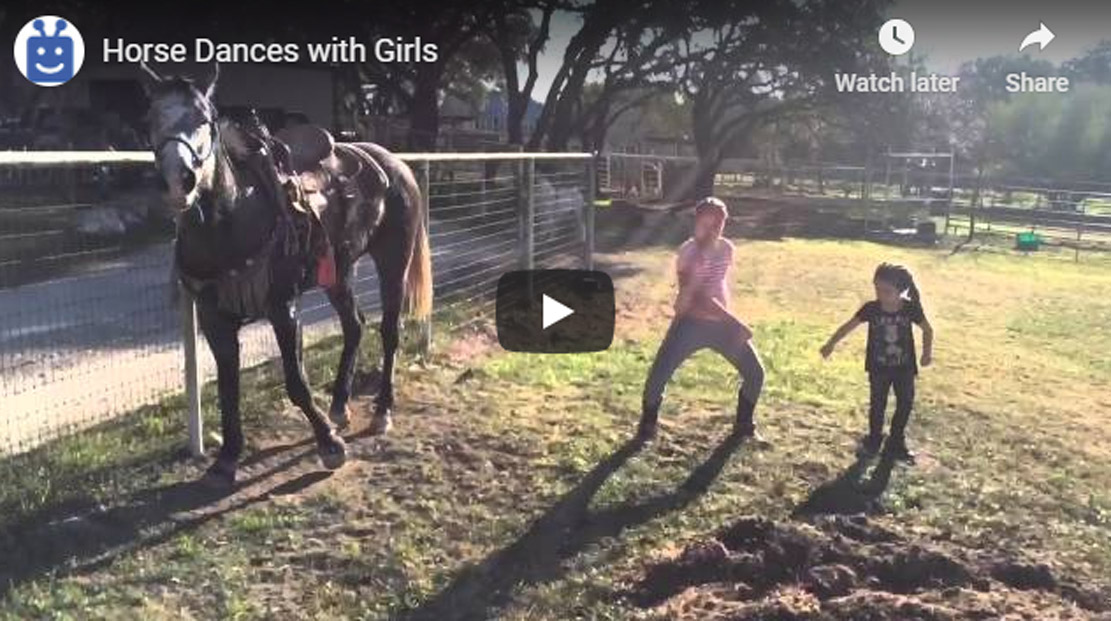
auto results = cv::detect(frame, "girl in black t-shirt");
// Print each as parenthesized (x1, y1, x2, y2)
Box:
(820, 263, 934, 461)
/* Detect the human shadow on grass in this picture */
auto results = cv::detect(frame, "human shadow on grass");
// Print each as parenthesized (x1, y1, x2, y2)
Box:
(0, 440, 329, 598)
(791, 454, 898, 517)
(402, 432, 749, 621)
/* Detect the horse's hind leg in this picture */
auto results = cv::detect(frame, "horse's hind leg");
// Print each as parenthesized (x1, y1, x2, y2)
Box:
(198, 305, 243, 488)
(325, 263, 364, 429)
(267, 299, 347, 470)
(369, 249, 405, 435)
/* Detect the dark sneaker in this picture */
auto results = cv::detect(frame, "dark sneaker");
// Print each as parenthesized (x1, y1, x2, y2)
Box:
(732, 423, 771, 448)
(882, 437, 915, 462)
(638, 401, 661, 442)
(636, 418, 658, 442)
(859, 433, 884, 457)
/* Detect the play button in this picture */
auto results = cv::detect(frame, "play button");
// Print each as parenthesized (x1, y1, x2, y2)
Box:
(542, 294, 574, 329)
(496, 269, 614, 353)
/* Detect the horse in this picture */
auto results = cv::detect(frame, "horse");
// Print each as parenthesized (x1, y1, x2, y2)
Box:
(142, 63, 432, 486)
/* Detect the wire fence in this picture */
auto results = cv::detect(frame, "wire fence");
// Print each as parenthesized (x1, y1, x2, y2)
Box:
(599, 152, 1111, 258)
(0, 151, 594, 455)
(749, 162, 1111, 255)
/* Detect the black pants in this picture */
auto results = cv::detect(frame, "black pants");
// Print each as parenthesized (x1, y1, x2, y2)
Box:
(868, 370, 915, 441)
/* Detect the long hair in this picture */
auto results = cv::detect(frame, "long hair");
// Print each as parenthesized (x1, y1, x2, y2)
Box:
(874, 262, 921, 306)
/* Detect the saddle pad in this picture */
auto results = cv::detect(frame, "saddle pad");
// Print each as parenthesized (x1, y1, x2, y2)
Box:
(316, 245, 337, 289)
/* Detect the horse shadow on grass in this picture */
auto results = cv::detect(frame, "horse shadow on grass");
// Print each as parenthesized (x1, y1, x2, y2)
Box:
(0, 439, 328, 597)
(791, 454, 898, 517)
(401, 432, 749, 621)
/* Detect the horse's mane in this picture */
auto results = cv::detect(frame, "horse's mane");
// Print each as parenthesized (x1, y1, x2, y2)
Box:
(211, 131, 240, 216)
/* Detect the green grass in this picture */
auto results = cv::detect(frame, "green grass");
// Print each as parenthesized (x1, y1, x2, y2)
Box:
(2, 238, 1110, 619)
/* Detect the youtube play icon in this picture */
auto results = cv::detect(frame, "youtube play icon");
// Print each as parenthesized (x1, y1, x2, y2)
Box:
(496, 269, 615, 353)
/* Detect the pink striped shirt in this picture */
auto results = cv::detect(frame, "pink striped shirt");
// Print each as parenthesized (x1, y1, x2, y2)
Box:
(677, 238, 733, 314)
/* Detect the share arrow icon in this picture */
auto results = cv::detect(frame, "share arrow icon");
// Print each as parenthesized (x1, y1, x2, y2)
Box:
(1019, 22, 1055, 52)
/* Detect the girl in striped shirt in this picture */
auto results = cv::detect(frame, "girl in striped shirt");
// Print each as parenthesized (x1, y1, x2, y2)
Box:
(638, 197, 766, 442)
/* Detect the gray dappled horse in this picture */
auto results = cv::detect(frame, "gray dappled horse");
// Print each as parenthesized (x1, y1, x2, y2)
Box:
(144, 63, 432, 486)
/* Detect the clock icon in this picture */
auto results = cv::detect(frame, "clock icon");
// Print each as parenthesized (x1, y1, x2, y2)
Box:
(879, 19, 915, 56)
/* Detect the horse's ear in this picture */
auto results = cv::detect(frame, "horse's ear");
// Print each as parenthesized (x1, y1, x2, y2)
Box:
(138, 61, 163, 94)
(200, 61, 219, 99)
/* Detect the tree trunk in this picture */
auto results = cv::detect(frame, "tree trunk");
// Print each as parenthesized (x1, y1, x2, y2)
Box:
(691, 155, 722, 198)
(506, 92, 527, 146)
(407, 66, 442, 151)
(529, 7, 614, 151)
(544, 93, 579, 151)
(688, 95, 725, 199)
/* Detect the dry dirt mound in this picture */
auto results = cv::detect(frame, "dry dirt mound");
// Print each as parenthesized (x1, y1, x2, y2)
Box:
(633, 515, 1111, 620)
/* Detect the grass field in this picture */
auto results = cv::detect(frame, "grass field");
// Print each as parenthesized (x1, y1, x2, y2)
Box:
(2, 231, 1111, 619)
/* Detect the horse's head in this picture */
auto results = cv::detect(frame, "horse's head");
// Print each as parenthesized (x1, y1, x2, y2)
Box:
(142, 62, 221, 215)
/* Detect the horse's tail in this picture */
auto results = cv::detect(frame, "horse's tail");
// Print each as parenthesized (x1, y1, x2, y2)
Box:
(406, 186, 433, 321)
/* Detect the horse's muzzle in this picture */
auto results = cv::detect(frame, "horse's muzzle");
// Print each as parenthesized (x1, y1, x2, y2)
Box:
(179, 168, 197, 195)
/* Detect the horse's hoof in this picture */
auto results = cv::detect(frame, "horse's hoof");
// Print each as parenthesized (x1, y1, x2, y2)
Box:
(329, 404, 352, 429)
(202, 459, 237, 490)
(369, 412, 393, 436)
(319, 434, 347, 470)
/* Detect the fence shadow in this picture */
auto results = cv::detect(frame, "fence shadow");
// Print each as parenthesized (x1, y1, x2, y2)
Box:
(0, 440, 324, 598)
(402, 432, 748, 621)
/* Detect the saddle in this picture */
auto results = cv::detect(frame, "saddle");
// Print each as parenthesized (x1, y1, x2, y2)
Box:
(275, 125, 387, 216)
(270, 124, 390, 288)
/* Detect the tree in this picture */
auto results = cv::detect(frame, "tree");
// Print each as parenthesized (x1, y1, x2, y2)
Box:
(488, 0, 559, 146)
(523, 0, 690, 151)
(1064, 40, 1111, 85)
(671, 0, 888, 197)
(354, 0, 499, 150)
(988, 85, 1111, 181)
(601, 88, 690, 151)
(567, 13, 686, 151)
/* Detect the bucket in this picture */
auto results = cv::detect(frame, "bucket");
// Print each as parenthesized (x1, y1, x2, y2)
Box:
(1016, 231, 1042, 251)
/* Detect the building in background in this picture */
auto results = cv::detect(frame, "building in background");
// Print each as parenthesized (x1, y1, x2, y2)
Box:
(1, 63, 338, 149)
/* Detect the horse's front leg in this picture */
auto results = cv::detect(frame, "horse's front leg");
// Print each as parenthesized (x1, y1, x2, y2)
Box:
(267, 299, 347, 470)
(324, 276, 363, 429)
(199, 306, 243, 488)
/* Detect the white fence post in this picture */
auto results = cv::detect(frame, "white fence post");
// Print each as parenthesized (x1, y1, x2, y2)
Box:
(181, 288, 203, 457)
(584, 153, 597, 270)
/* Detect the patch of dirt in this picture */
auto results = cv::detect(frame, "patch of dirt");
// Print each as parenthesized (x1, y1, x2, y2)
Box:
(634, 515, 1111, 620)
(443, 322, 499, 364)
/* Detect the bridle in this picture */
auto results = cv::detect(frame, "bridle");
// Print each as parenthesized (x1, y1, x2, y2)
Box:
(154, 118, 221, 219)
(156, 118, 219, 169)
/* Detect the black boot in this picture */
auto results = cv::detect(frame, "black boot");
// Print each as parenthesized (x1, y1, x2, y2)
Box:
(637, 400, 660, 441)
(859, 431, 885, 457)
(882, 434, 915, 462)
(733, 396, 763, 442)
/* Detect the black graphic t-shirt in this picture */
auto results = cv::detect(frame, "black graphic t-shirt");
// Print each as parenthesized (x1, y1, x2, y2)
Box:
(855, 300, 926, 374)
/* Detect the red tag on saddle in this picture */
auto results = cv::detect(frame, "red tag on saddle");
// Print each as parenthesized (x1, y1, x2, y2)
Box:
(317, 246, 337, 289)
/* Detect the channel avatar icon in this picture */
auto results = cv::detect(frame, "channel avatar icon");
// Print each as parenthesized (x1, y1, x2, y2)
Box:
(13, 16, 85, 86)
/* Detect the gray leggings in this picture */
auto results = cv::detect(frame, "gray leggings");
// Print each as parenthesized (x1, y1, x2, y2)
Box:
(643, 317, 765, 407)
